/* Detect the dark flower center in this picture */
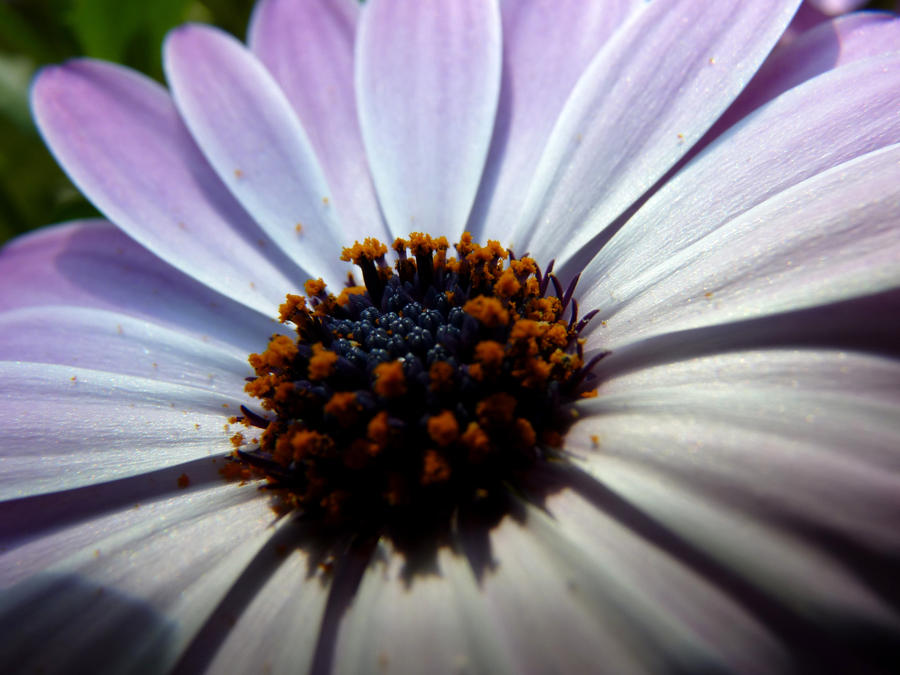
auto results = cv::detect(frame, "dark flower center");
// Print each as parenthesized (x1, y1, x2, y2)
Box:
(226, 233, 603, 542)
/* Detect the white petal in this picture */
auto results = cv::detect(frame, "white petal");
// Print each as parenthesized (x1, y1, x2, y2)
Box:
(0, 306, 250, 391)
(568, 456, 900, 638)
(464, 513, 647, 673)
(0, 362, 250, 498)
(535, 490, 787, 672)
(581, 350, 900, 549)
(578, 51, 900, 327)
(331, 542, 514, 674)
(583, 142, 900, 350)
(710, 12, 900, 140)
(0, 483, 276, 674)
(179, 521, 331, 675)
(356, 0, 502, 240)
(472, 0, 642, 241)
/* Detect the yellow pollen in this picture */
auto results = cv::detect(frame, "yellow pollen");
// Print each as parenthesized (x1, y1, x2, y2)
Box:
(304, 278, 327, 297)
(474, 340, 505, 369)
(421, 449, 452, 484)
(250, 334, 298, 370)
(336, 285, 367, 306)
(341, 238, 388, 263)
(476, 392, 517, 427)
(290, 429, 335, 462)
(366, 411, 391, 453)
(324, 392, 361, 426)
(408, 232, 449, 256)
(461, 422, 492, 462)
(278, 294, 307, 323)
(373, 361, 407, 397)
(515, 418, 537, 449)
(464, 296, 510, 327)
(493, 268, 521, 298)
(429, 361, 455, 392)
(427, 410, 460, 447)
(308, 343, 338, 380)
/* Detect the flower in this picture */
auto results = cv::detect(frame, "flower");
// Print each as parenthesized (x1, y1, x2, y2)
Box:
(2, 0, 900, 673)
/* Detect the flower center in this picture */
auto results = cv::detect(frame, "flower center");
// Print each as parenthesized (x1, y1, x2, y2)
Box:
(226, 233, 602, 541)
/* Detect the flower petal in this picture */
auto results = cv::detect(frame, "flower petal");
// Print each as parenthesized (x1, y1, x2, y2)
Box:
(175, 520, 331, 675)
(0, 362, 247, 498)
(471, 0, 642, 241)
(248, 0, 389, 244)
(0, 483, 276, 674)
(459, 513, 652, 672)
(0, 306, 250, 391)
(510, 0, 801, 265)
(31, 60, 301, 314)
(329, 543, 514, 674)
(356, 0, 502, 240)
(0, 221, 279, 353)
(566, 456, 900, 661)
(164, 25, 348, 282)
(711, 12, 900, 143)
(584, 350, 900, 550)
(581, 141, 900, 349)
(531, 491, 788, 672)
(807, 0, 868, 14)
(569, 349, 900, 666)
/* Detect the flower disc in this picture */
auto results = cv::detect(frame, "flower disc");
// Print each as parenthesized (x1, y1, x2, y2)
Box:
(229, 233, 602, 540)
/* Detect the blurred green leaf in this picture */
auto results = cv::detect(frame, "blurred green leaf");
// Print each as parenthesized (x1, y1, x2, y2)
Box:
(66, 0, 194, 79)
(0, 54, 32, 130)
(192, 0, 255, 39)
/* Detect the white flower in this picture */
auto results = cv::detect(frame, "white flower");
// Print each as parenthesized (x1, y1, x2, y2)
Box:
(1, 1, 899, 673)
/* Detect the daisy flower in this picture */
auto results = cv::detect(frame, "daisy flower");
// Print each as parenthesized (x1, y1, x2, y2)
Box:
(2, 0, 900, 673)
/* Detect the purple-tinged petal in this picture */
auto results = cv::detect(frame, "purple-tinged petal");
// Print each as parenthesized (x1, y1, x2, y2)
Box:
(0, 221, 280, 353)
(782, 2, 831, 43)
(578, 52, 900, 342)
(356, 0, 502, 240)
(0, 362, 248, 498)
(470, 0, 642, 241)
(248, 0, 389, 244)
(0, 484, 277, 674)
(0, 307, 250, 391)
(710, 13, 900, 144)
(510, 0, 802, 266)
(31, 61, 302, 314)
(581, 142, 900, 350)
(330, 544, 513, 674)
(807, 0, 869, 14)
(164, 25, 347, 281)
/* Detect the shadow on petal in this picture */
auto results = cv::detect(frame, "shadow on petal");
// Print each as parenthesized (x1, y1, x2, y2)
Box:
(556, 462, 900, 673)
(0, 455, 231, 546)
(0, 573, 176, 674)
(591, 288, 900, 381)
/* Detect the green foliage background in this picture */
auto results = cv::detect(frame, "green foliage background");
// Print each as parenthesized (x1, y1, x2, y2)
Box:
(0, 0, 895, 246)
